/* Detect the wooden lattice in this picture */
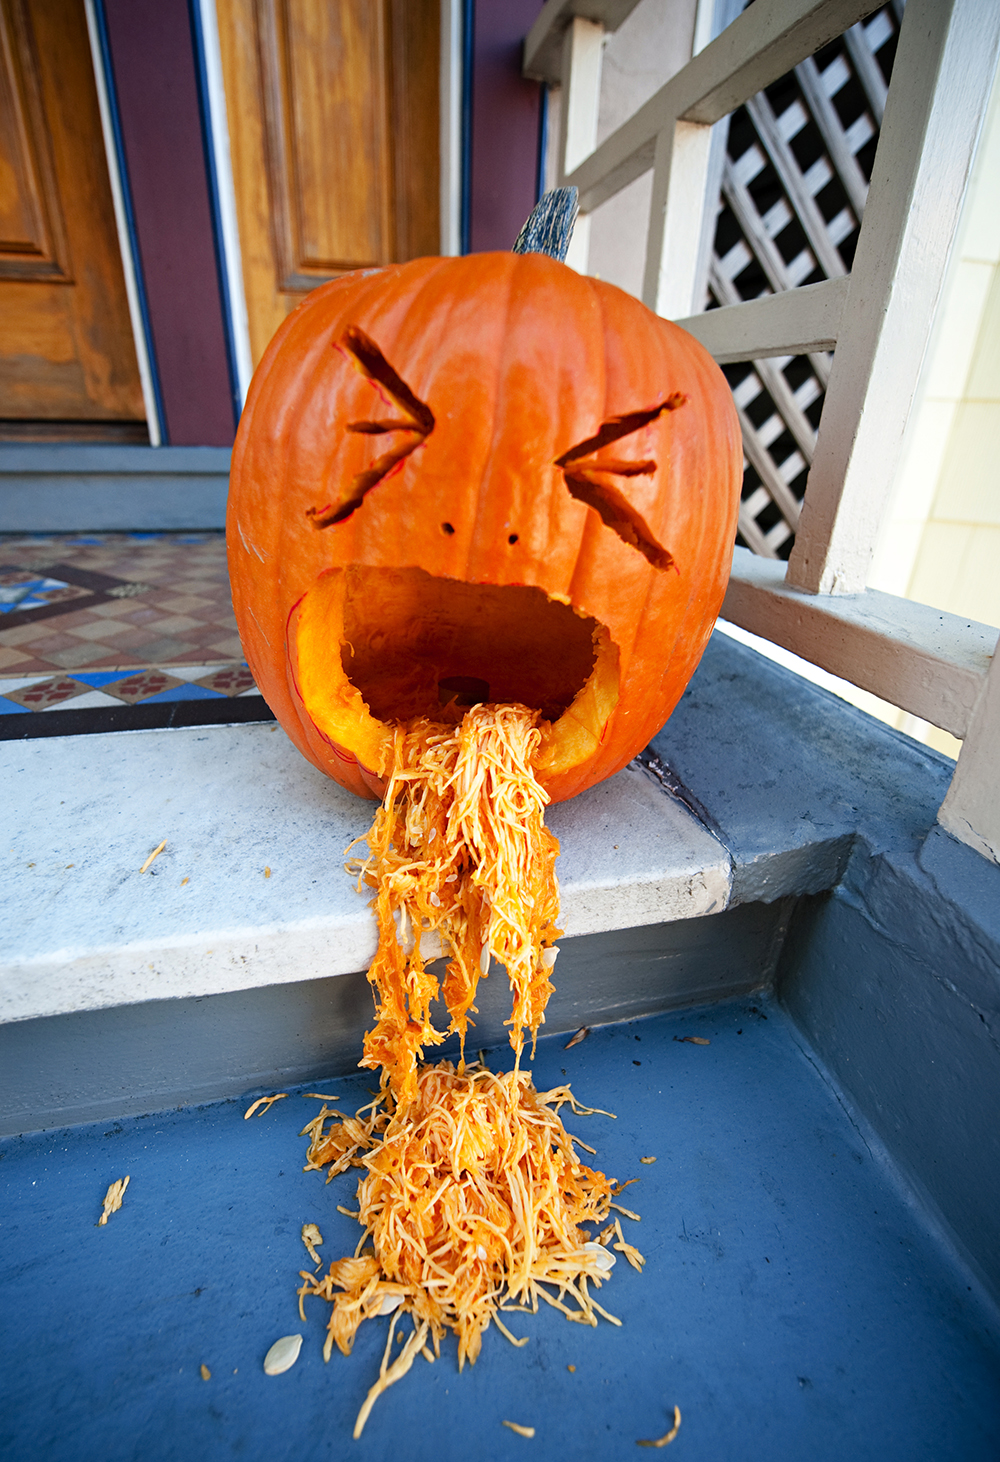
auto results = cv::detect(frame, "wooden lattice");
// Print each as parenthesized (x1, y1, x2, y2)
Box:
(706, 2, 904, 558)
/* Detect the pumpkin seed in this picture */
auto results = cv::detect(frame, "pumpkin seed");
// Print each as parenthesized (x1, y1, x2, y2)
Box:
(263, 1334, 303, 1375)
(582, 1241, 616, 1271)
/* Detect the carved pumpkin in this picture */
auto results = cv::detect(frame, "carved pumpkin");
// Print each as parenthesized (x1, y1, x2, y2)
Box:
(227, 250, 741, 804)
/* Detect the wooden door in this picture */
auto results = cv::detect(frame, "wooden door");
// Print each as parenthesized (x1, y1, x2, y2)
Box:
(216, 0, 440, 367)
(0, 0, 145, 435)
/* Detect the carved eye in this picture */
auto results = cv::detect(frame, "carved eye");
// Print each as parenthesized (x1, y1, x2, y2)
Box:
(555, 394, 686, 570)
(306, 327, 434, 529)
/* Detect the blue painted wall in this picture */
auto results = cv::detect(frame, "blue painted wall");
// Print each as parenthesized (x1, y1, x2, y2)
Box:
(654, 634, 1000, 1301)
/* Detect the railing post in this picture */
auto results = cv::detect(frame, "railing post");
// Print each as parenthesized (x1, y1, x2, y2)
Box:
(786, 0, 1000, 595)
(556, 16, 604, 273)
(642, 118, 715, 317)
(938, 641, 1000, 864)
(523, 0, 1000, 869)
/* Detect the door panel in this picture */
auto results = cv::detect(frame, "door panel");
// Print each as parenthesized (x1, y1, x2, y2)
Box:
(0, 1, 71, 284)
(0, 0, 144, 424)
(217, 0, 439, 367)
(259, 0, 392, 284)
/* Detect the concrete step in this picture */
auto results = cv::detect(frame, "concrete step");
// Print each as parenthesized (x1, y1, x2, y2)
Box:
(0, 444, 230, 531)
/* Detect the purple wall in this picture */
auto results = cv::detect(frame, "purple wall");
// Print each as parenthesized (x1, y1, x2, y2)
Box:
(103, 0, 234, 446)
(469, 0, 546, 253)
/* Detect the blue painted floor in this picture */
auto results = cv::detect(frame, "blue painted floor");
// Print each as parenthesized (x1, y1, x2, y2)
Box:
(2, 999, 998, 1462)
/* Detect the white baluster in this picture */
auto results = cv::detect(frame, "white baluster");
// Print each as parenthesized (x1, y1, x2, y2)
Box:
(557, 16, 605, 273)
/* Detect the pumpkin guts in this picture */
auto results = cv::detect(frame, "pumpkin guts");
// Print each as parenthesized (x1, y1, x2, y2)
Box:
(298, 705, 641, 1436)
(350, 704, 560, 1104)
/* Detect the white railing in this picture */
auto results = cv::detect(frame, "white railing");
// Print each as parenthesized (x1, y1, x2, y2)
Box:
(524, 0, 1000, 863)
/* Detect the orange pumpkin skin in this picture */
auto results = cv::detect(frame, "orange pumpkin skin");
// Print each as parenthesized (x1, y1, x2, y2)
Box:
(227, 252, 741, 804)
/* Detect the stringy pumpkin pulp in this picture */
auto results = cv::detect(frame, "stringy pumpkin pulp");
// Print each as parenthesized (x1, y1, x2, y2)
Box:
(352, 703, 560, 1103)
(298, 705, 641, 1434)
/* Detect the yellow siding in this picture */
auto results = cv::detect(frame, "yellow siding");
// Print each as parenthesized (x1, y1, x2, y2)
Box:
(863, 66, 1000, 760)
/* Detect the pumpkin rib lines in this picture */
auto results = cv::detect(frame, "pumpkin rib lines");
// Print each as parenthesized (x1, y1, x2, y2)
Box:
(561, 271, 609, 608)
(363, 255, 476, 570)
(459, 254, 515, 592)
(569, 281, 668, 780)
(618, 334, 736, 783)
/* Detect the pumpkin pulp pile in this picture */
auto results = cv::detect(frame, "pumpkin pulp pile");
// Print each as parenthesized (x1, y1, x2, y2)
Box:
(297, 704, 641, 1434)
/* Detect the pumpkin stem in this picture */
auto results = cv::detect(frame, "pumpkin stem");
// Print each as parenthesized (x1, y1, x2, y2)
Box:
(512, 187, 578, 262)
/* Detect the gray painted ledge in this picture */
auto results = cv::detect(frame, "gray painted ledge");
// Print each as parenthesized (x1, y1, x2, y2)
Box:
(1, 720, 729, 1025)
(652, 633, 957, 902)
(0, 445, 231, 531)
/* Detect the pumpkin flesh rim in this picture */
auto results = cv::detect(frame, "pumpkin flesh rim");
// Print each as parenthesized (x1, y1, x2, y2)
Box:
(290, 565, 620, 786)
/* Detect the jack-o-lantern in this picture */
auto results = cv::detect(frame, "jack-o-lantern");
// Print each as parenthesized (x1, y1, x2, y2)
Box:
(227, 247, 741, 804)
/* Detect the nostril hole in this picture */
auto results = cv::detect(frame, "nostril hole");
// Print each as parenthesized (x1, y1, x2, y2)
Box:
(442, 522, 455, 535)
(508, 533, 519, 545)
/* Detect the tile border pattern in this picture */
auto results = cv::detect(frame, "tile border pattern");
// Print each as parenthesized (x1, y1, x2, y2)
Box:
(0, 663, 272, 739)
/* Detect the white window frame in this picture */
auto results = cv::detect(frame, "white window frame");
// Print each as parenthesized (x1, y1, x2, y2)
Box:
(525, 0, 1000, 864)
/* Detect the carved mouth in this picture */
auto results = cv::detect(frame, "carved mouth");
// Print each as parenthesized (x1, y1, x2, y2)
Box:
(292, 565, 620, 779)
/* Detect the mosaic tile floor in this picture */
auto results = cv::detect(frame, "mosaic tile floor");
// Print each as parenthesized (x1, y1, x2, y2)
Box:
(0, 534, 271, 737)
